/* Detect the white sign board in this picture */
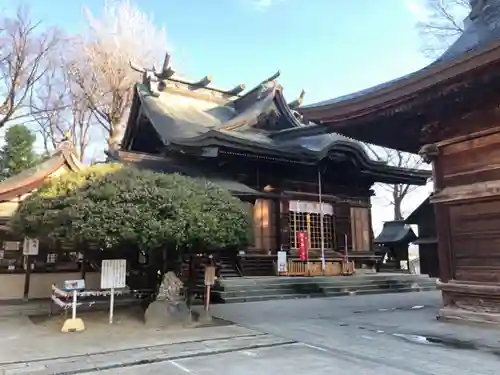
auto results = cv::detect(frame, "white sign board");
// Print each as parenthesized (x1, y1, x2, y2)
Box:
(4, 241, 20, 251)
(64, 279, 86, 291)
(289, 201, 334, 215)
(100, 259, 127, 289)
(277, 251, 287, 273)
(23, 238, 39, 256)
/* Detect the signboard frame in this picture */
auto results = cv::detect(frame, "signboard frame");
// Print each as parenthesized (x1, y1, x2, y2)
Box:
(100, 259, 127, 325)
(100, 259, 127, 289)
(23, 238, 39, 256)
(277, 251, 287, 273)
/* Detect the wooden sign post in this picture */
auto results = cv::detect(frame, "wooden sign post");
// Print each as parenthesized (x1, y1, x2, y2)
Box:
(22, 238, 39, 300)
(204, 265, 216, 312)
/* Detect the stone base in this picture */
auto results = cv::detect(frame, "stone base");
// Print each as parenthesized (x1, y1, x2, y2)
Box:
(438, 306, 500, 325)
(437, 279, 500, 326)
(144, 301, 192, 328)
(196, 310, 213, 323)
(61, 318, 85, 333)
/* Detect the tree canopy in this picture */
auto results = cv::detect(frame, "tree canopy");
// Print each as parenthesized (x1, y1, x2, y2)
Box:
(10, 164, 252, 253)
(0, 124, 38, 179)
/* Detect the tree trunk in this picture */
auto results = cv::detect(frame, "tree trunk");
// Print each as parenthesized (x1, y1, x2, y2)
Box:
(393, 198, 403, 221)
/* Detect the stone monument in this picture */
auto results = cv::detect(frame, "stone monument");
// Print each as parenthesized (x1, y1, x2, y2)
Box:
(144, 271, 192, 328)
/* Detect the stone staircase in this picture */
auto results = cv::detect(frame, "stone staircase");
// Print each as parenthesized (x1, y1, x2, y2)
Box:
(213, 273, 437, 304)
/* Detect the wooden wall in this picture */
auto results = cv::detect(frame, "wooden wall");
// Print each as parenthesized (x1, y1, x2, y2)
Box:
(429, 124, 500, 320)
(248, 197, 371, 255)
(449, 201, 500, 283)
(441, 131, 500, 187)
(350, 207, 371, 251)
(434, 131, 500, 283)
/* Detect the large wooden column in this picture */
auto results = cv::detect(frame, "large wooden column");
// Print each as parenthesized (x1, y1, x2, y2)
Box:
(252, 199, 279, 253)
(422, 130, 500, 324)
(278, 198, 290, 251)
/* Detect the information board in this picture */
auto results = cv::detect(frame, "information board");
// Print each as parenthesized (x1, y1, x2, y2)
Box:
(23, 238, 39, 256)
(100, 259, 127, 289)
(277, 251, 287, 272)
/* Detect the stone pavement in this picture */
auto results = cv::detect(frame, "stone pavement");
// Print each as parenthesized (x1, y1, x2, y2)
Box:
(1, 292, 500, 374)
(206, 291, 500, 375)
(0, 330, 293, 374)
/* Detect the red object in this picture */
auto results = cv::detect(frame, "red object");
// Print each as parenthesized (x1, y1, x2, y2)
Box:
(297, 231, 308, 261)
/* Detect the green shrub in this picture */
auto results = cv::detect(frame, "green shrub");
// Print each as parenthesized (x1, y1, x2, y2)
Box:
(11, 163, 251, 253)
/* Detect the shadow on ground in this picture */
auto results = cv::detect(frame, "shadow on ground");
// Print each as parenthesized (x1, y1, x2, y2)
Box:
(28, 305, 233, 333)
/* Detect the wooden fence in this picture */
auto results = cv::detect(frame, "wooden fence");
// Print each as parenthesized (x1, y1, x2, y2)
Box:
(277, 259, 354, 277)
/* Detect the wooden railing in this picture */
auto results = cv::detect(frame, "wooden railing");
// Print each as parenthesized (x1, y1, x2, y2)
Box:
(277, 259, 355, 277)
(237, 255, 275, 276)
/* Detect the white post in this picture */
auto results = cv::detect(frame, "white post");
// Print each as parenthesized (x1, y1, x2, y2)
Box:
(72, 290, 77, 320)
(109, 287, 115, 324)
(318, 168, 326, 272)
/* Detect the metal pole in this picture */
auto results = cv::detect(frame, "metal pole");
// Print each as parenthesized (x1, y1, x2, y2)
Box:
(318, 168, 326, 272)
(72, 290, 77, 320)
(109, 287, 115, 324)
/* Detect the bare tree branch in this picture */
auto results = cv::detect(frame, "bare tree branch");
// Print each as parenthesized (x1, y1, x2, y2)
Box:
(68, 0, 168, 152)
(415, 0, 470, 59)
(30, 37, 94, 161)
(365, 144, 427, 220)
(0, 6, 60, 128)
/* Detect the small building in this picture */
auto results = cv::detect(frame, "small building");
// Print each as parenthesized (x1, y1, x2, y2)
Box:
(405, 197, 439, 278)
(374, 221, 417, 272)
(110, 59, 431, 275)
(0, 141, 100, 301)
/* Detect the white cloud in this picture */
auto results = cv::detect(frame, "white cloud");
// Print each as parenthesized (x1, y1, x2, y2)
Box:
(404, 0, 430, 21)
(246, 0, 283, 11)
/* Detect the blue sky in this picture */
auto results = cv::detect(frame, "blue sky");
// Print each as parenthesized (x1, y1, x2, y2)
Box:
(0, 0, 434, 229)
(2, 0, 429, 104)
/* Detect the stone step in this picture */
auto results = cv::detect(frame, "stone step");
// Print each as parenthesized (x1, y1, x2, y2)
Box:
(217, 274, 432, 285)
(216, 276, 436, 291)
(216, 281, 438, 298)
(219, 286, 437, 304)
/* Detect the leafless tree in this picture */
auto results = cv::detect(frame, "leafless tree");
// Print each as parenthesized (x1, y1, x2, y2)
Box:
(70, 0, 168, 152)
(30, 39, 93, 161)
(415, 0, 470, 59)
(0, 6, 60, 128)
(365, 145, 427, 221)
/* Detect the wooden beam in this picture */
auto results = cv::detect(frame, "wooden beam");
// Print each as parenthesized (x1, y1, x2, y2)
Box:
(288, 89, 306, 109)
(159, 52, 175, 79)
(224, 84, 246, 96)
(190, 75, 213, 88)
(261, 70, 281, 84)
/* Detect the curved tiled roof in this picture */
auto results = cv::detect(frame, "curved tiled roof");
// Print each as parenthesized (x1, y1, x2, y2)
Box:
(122, 72, 431, 186)
(0, 141, 83, 201)
(298, 2, 500, 136)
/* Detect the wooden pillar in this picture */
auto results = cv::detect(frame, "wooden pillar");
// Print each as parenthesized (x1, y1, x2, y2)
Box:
(280, 199, 290, 251)
(432, 156, 453, 282)
(80, 250, 87, 280)
(368, 204, 374, 250)
(274, 198, 282, 251)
